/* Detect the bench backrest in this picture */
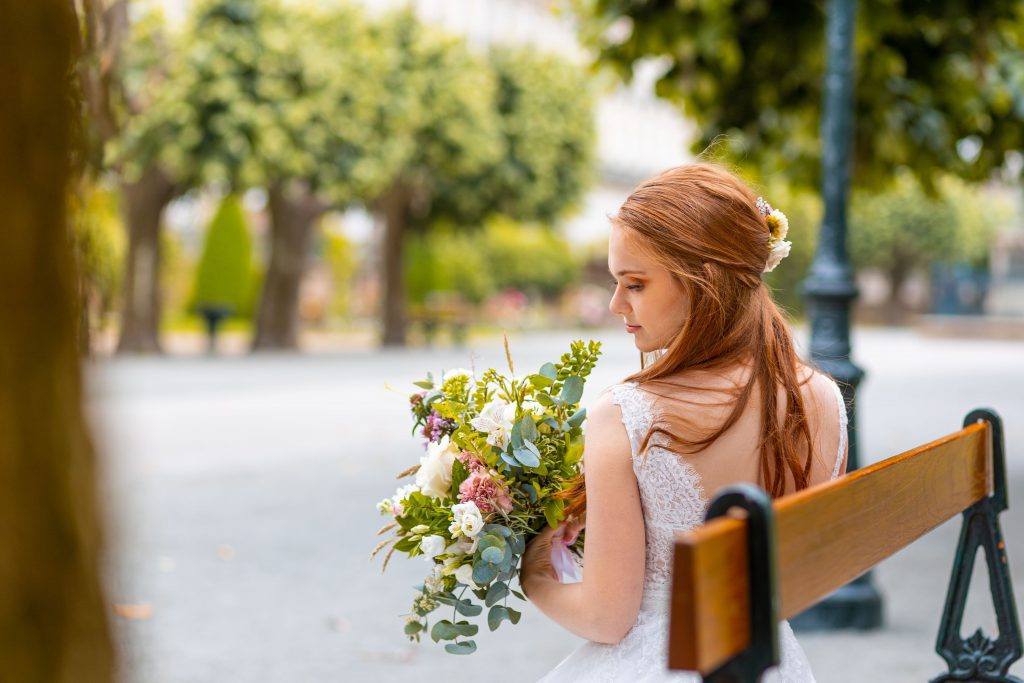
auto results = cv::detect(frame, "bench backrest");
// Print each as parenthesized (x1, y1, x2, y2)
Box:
(668, 419, 992, 673)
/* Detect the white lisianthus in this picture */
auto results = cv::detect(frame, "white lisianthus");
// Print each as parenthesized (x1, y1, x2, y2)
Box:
(419, 534, 447, 558)
(454, 563, 479, 588)
(410, 524, 430, 535)
(449, 501, 485, 539)
(390, 483, 420, 517)
(375, 498, 394, 515)
(445, 536, 479, 556)
(763, 240, 793, 273)
(469, 399, 516, 450)
(415, 436, 459, 499)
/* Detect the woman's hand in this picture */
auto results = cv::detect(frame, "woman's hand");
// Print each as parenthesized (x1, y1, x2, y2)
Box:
(520, 515, 586, 597)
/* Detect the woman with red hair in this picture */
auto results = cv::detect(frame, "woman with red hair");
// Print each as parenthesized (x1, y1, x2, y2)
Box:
(521, 163, 846, 682)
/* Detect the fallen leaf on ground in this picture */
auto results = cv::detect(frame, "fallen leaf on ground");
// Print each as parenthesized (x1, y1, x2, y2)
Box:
(113, 603, 153, 620)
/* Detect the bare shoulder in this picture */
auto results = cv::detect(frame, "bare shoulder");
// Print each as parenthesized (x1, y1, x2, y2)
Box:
(581, 387, 633, 463)
(797, 365, 841, 412)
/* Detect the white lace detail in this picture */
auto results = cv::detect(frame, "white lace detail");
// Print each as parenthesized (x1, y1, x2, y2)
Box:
(825, 378, 848, 480)
(537, 382, 817, 682)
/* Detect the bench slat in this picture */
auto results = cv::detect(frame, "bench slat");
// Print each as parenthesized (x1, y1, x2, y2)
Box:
(669, 422, 991, 673)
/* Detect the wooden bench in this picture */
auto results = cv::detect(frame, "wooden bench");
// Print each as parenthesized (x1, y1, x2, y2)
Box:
(669, 408, 1023, 682)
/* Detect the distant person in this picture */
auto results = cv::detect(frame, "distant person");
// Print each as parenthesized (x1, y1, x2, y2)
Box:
(521, 163, 848, 682)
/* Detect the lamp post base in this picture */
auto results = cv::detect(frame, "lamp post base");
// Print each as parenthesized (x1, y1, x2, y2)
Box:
(790, 573, 884, 631)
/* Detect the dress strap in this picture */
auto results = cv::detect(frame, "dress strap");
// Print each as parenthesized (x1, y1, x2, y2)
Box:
(826, 378, 848, 480)
(608, 382, 654, 458)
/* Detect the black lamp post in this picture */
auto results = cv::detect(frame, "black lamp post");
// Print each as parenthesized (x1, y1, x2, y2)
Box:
(792, 0, 884, 630)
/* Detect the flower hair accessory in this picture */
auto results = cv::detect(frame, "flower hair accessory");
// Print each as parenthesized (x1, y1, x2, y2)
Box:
(756, 197, 792, 273)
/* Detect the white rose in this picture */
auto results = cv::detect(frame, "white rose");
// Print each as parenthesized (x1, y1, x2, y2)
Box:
(764, 240, 792, 273)
(420, 535, 447, 558)
(451, 501, 485, 538)
(469, 399, 516, 450)
(415, 436, 459, 499)
(454, 563, 479, 588)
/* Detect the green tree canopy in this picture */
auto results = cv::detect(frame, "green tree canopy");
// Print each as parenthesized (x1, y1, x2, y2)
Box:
(191, 194, 253, 315)
(570, 0, 1024, 190)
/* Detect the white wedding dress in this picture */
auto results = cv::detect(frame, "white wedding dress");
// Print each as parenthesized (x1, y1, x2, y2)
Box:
(538, 379, 848, 682)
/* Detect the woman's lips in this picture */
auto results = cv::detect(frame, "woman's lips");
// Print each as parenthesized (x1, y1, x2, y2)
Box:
(625, 324, 641, 334)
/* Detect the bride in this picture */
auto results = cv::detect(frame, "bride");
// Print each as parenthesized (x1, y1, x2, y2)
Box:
(520, 163, 848, 682)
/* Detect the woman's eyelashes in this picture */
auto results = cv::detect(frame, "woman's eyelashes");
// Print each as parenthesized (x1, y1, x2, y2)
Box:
(610, 278, 644, 292)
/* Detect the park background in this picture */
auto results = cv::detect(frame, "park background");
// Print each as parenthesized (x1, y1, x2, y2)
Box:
(6, 0, 1024, 681)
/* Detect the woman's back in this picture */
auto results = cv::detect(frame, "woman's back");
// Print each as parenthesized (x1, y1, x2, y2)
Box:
(638, 363, 847, 502)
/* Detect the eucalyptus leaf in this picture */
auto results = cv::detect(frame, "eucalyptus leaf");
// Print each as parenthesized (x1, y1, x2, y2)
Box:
(567, 407, 587, 429)
(473, 560, 499, 584)
(404, 620, 423, 635)
(488, 605, 513, 631)
(485, 581, 510, 607)
(509, 533, 526, 555)
(452, 620, 479, 637)
(481, 545, 504, 564)
(560, 376, 584, 404)
(445, 640, 477, 655)
(506, 607, 522, 624)
(519, 415, 538, 442)
(454, 599, 482, 617)
(431, 620, 459, 642)
(539, 362, 557, 380)
(513, 446, 540, 468)
(510, 421, 524, 449)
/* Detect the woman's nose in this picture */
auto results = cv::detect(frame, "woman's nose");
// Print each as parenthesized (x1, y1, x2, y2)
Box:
(608, 287, 628, 316)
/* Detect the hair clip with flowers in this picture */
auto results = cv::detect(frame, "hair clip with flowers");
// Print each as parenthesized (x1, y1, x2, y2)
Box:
(756, 197, 792, 273)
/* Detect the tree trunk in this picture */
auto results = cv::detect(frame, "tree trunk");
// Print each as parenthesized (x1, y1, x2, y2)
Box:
(252, 181, 324, 351)
(885, 260, 909, 326)
(0, 2, 115, 680)
(376, 183, 412, 347)
(116, 166, 176, 354)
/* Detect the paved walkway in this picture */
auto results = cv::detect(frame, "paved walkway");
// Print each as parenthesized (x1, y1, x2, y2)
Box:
(89, 327, 1024, 682)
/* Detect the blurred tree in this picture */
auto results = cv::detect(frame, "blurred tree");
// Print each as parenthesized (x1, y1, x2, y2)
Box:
(406, 227, 495, 308)
(372, 20, 597, 346)
(371, 14, 505, 347)
(71, 186, 126, 344)
(849, 174, 958, 320)
(0, 0, 114, 679)
(570, 0, 1024, 190)
(191, 195, 253, 319)
(322, 229, 358, 321)
(77, 0, 183, 353)
(124, 0, 410, 349)
(481, 217, 581, 300)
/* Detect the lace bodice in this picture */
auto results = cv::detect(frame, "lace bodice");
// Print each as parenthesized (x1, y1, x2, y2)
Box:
(609, 379, 848, 607)
(608, 383, 708, 605)
(537, 379, 845, 682)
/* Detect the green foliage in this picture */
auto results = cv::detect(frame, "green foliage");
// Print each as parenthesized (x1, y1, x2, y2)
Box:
(191, 195, 253, 315)
(429, 46, 597, 224)
(570, 0, 1024, 190)
(322, 229, 356, 319)
(116, 0, 409, 203)
(71, 186, 125, 318)
(849, 174, 958, 278)
(480, 218, 580, 299)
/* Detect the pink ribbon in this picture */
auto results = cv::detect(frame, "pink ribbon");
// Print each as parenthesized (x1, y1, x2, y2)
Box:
(551, 538, 583, 583)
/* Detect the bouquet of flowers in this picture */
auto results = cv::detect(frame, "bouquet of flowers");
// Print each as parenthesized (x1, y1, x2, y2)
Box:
(372, 339, 602, 654)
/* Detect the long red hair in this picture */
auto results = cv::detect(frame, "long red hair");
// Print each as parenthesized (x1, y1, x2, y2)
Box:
(562, 163, 814, 520)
